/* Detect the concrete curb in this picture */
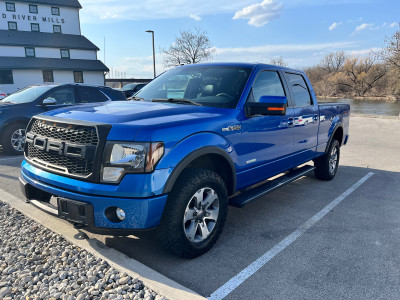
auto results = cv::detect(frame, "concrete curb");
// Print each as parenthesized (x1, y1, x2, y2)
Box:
(0, 189, 207, 300)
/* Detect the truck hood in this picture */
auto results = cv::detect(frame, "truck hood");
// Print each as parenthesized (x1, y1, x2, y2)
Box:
(40, 101, 239, 141)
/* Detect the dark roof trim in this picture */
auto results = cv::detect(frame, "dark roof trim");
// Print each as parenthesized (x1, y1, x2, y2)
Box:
(0, 30, 99, 51)
(0, 57, 109, 72)
(12, 0, 82, 9)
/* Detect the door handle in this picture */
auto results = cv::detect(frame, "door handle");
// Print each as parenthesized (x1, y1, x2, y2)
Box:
(288, 118, 294, 127)
(313, 114, 318, 122)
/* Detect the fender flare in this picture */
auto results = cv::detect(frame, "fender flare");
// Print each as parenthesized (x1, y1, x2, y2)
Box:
(162, 146, 236, 194)
(325, 122, 343, 154)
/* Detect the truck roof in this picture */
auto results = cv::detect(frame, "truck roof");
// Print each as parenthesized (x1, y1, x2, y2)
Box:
(177, 62, 301, 73)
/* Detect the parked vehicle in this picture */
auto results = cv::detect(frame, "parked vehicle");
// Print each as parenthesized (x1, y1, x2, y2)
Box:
(121, 83, 147, 98)
(0, 84, 125, 154)
(19, 63, 350, 258)
(294, 115, 314, 126)
(0, 88, 7, 100)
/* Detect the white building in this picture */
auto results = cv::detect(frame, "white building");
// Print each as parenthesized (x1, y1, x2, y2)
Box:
(0, 0, 108, 94)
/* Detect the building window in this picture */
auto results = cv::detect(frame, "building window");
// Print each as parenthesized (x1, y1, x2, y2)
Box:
(0, 70, 14, 84)
(53, 25, 62, 34)
(31, 23, 40, 32)
(29, 4, 38, 13)
(6, 2, 15, 12)
(60, 49, 70, 59)
(51, 7, 60, 16)
(74, 71, 83, 83)
(42, 70, 54, 82)
(25, 47, 35, 57)
(8, 21, 17, 31)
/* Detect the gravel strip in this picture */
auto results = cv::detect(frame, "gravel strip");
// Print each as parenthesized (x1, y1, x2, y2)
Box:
(0, 202, 168, 300)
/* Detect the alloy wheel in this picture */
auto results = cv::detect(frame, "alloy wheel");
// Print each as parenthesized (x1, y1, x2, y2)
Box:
(183, 187, 220, 243)
(10, 128, 26, 152)
(329, 146, 338, 174)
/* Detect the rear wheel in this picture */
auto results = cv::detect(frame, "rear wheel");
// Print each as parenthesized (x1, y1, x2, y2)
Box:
(157, 168, 228, 258)
(314, 139, 340, 180)
(1, 123, 26, 155)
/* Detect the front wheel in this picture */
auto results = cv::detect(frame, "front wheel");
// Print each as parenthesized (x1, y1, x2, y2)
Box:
(1, 123, 26, 155)
(314, 139, 340, 180)
(157, 168, 228, 258)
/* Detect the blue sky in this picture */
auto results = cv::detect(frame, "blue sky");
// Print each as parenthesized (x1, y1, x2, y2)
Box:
(79, 0, 399, 79)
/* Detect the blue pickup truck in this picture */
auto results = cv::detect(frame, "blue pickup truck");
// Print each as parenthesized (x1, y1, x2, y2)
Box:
(20, 63, 350, 258)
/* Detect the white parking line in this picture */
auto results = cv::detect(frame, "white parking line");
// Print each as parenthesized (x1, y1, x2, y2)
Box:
(209, 172, 374, 300)
(0, 156, 23, 162)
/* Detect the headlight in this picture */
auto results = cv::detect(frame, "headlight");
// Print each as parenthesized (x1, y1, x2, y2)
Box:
(102, 142, 164, 182)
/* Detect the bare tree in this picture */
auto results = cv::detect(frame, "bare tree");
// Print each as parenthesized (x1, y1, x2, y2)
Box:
(305, 66, 338, 97)
(161, 28, 215, 67)
(333, 54, 387, 96)
(269, 57, 287, 67)
(320, 51, 347, 73)
(382, 25, 400, 70)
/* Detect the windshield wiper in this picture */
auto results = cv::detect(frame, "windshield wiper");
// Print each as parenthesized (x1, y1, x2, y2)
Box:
(152, 98, 202, 106)
(130, 96, 144, 101)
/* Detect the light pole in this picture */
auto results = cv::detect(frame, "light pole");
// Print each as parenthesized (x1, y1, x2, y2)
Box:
(145, 30, 156, 78)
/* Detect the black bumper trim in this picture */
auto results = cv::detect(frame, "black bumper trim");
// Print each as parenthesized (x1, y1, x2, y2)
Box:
(20, 177, 94, 226)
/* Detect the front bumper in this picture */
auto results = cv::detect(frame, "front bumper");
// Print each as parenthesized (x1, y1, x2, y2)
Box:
(20, 161, 168, 231)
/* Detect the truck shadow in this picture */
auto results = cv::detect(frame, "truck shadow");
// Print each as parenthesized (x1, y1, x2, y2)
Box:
(101, 165, 399, 296)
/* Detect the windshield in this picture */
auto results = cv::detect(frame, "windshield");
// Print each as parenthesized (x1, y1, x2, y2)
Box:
(135, 66, 252, 109)
(1, 86, 54, 104)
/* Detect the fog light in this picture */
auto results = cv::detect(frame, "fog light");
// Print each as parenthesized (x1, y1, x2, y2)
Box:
(116, 207, 126, 221)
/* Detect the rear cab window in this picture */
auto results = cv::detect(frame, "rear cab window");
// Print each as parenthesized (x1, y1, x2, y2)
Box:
(285, 73, 313, 107)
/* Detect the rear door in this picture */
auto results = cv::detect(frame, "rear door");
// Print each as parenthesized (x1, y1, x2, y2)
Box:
(284, 72, 319, 162)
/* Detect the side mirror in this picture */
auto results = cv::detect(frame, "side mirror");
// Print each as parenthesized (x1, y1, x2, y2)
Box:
(42, 97, 57, 105)
(247, 96, 287, 116)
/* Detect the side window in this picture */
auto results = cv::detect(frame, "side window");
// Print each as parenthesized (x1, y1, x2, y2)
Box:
(98, 90, 109, 101)
(77, 87, 101, 103)
(45, 88, 75, 105)
(134, 84, 145, 92)
(103, 88, 125, 100)
(286, 73, 312, 107)
(250, 71, 285, 103)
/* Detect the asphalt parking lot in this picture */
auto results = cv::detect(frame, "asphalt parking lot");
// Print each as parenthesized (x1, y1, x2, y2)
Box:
(1, 115, 399, 300)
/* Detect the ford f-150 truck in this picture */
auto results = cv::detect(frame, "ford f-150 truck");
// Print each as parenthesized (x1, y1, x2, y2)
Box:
(19, 63, 350, 258)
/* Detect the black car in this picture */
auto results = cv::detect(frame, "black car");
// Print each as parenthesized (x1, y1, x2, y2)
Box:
(0, 83, 126, 155)
(121, 83, 147, 98)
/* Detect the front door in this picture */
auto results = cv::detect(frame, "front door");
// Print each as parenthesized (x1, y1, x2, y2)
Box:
(40, 86, 77, 112)
(237, 70, 294, 189)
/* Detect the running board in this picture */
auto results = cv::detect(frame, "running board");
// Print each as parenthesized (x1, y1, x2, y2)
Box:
(229, 165, 315, 208)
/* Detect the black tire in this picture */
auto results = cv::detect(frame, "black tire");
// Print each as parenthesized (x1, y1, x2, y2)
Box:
(1, 123, 27, 155)
(314, 139, 340, 180)
(157, 168, 228, 258)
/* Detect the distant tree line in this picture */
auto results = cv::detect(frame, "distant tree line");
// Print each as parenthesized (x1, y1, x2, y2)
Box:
(305, 26, 400, 99)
